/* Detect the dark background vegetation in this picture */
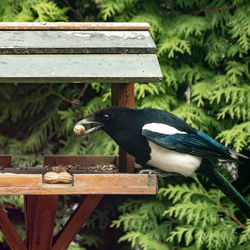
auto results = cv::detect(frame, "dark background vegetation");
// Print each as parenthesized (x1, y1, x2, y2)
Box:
(0, 0, 249, 249)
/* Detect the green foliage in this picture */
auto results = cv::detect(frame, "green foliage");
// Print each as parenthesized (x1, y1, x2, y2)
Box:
(172, 103, 219, 133)
(97, 0, 250, 249)
(0, 0, 68, 22)
(112, 198, 172, 250)
(113, 176, 249, 250)
(97, 0, 250, 154)
(161, 177, 244, 250)
(239, 219, 250, 244)
(216, 122, 250, 151)
(0, 0, 250, 249)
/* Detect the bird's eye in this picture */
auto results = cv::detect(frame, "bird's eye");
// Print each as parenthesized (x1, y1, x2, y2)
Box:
(103, 114, 110, 120)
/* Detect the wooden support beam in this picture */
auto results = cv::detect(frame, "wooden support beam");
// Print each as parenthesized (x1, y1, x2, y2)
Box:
(24, 195, 58, 250)
(53, 195, 103, 250)
(111, 83, 135, 173)
(0, 205, 27, 250)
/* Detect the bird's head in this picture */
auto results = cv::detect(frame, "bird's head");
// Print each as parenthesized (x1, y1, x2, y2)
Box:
(76, 106, 152, 163)
(75, 106, 150, 159)
(76, 106, 142, 138)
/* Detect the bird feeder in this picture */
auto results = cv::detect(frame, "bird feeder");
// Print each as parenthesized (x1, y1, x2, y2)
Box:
(0, 22, 162, 250)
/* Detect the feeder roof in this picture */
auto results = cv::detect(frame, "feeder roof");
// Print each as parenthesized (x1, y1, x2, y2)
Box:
(0, 22, 162, 83)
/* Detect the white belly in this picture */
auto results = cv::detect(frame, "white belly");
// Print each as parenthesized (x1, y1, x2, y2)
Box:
(147, 141, 202, 177)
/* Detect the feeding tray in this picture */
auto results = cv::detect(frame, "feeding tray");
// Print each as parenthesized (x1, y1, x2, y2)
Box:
(0, 155, 157, 195)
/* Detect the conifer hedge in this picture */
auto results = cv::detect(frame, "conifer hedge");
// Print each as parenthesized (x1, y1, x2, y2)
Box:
(0, 0, 249, 249)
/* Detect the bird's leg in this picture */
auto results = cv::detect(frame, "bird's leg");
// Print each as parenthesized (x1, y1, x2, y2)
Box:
(137, 168, 178, 192)
(135, 162, 179, 178)
(138, 168, 157, 175)
(138, 168, 178, 178)
(157, 172, 179, 177)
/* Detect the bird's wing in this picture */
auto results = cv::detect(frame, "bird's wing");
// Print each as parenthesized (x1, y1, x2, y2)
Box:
(142, 123, 231, 160)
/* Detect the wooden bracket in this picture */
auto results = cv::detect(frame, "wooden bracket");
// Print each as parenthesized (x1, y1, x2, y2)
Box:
(53, 195, 103, 250)
(0, 206, 27, 250)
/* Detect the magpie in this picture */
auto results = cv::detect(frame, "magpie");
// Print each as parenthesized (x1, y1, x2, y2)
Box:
(76, 106, 250, 218)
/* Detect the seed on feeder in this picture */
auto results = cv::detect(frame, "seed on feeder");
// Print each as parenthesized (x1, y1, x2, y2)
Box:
(43, 171, 72, 184)
(73, 124, 85, 136)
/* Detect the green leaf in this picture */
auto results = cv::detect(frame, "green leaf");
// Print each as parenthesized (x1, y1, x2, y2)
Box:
(216, 122, 250, 151)
(158, 37, 191, 58)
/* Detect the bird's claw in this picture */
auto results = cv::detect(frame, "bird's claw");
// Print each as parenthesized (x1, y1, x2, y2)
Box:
(138, 169, 178, 178)
(138, 169, 157, 175)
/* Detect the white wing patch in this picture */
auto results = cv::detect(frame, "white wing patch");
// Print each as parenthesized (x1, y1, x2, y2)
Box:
(142, 123, 186, 135)
(142, 123, 199, 176)
(147, 141, 202, 176)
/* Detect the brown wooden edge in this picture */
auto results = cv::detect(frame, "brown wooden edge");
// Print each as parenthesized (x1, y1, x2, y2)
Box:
(24, 195, 58, 250)
(52, 194, 103, 250)
(0, 22, 149, 31)
(111, 83, 135, 173)
(0, 155, 11, 168)
(43, 155, 117, 167)
(0, 206, 27, 250)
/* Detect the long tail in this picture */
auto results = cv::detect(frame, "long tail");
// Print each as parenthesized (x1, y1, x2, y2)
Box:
(197, 160, 250, 218)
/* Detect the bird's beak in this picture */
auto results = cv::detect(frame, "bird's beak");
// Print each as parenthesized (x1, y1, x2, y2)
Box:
(76, 116, 103, 135)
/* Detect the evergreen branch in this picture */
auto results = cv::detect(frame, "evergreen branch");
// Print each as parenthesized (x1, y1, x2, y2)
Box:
(194, 175, 246, 229)
(38, 89, 74, 105)
(195, 4, 236, 16)
(50, 84, 91, 108)
(216, 122, 250, 152)
(193, 175, 216, 204)
(63, 0, 84, 21)
(72, 83, 90, 108)
(57, 93, 74, 105)
(219, 204, 246, 229)
(239, 219, 250, 244)
(41, 84, 91, 108)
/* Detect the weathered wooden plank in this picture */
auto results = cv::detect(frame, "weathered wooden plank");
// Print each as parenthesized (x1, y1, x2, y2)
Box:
(74, 174, 149, 187)
(0, 31, 155, 54)
(111, 83, 135, 173)
(0, 206, 27, 250)
(0, 54, 162, 83)
(0, 22, 150, 31)
(53, 195, 103, 250)
(0, 173, 41, 187)
(25, 195, 58, 250)
(0, 174, 157, 195)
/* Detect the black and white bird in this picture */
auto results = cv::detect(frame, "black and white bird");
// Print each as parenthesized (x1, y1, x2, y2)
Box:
(76, 106, 250, 218)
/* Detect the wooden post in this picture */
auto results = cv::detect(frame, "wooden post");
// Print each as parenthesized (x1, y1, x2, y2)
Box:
(53, 195, 103, 250)
(111, 83, 135, 173)
(24, 195, 58, 250)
